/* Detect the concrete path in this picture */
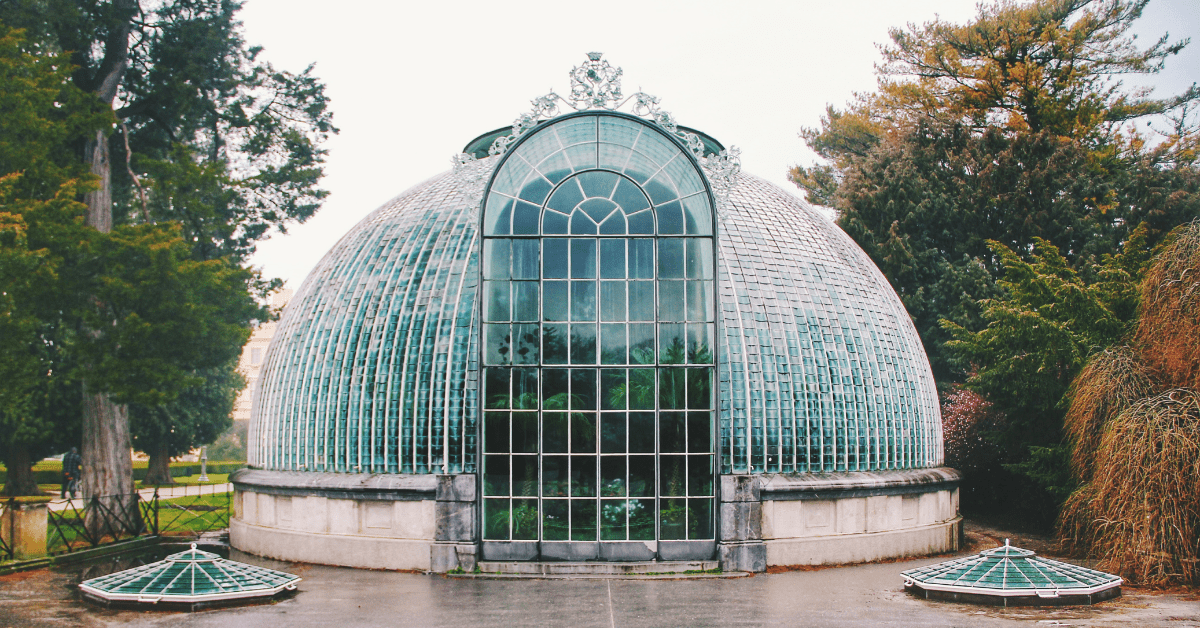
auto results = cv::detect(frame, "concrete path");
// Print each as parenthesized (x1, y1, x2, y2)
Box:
(47, 484, 232, 512)
(2, 547, 1198, 627)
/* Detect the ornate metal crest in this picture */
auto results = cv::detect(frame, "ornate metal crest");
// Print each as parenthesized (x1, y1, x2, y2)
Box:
(455, 53, 741, 217)
(569, 52, 624, 110)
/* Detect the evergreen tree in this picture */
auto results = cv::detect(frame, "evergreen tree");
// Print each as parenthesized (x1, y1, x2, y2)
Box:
(792, 0, 1200, 380)
(131, 358, 242, 485)
(792, 0, 1199, 519)
(0, 1, 334, 511)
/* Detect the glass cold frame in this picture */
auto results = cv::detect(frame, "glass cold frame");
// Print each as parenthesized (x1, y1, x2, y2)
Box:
(482, 113, 716, 544)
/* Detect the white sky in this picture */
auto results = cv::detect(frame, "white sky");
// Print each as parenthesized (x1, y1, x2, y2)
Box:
(238, 0, 1200, 290)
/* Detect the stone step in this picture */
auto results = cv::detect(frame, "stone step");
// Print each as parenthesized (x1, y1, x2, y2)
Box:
(478, 560, 720, 575)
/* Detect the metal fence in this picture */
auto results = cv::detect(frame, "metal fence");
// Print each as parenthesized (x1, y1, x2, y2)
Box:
(46, 483, 231, 554)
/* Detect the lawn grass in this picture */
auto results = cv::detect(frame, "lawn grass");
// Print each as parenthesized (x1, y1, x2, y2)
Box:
(44, 489, 232, 552)
(139, 473, 229, 488)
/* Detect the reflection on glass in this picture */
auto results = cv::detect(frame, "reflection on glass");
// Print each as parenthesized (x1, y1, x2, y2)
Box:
(571, 239, 596, 278)
(512, 455, 538, 496)
(629, 415, 655, 454)
(629, 239, 654, 278)
(686, 281, 710, 322)
(600, 369, 626, 410)
(621, 370, 651, 411)
(512, 324, 539, 365)
(543, 239, 568, 279)
(658, 239, 684, 278)
(484, 499, 509, 539)
(571, 500, 597, 541)
(660, 412, 686, 453)
(600, 324, 626, 365)
(485, 412, 508, 453)
(570, 324, 596, 365)
(571, 282, 596, 321)
(543, 414, 568, 454)
(543, 499, 569, 540)
(543, 324, 568, 364)
(485, 323, 510, 365)
(543, 282, 567, 321)
(601, 413, 626, 453)
(571, 414, 596, 453)
(485, 281, 509, 322)
(542, 455, 567, 496)
(483, 456, 509, 496)
(629, 498, 655, 540)
(601, 457, 626, 497)
(600, 282, 626, 321)
(628, 282, 655, 322)
(512, 240, 539, 279)
(513, 201, 539, 234)
(658, 281, 685, 322)
(629, 324, 655, 365)
(659, 325, 686, 364)
(660, 498, 687, 540)
(513, 281, 538, 321)
(571, 456, 596, 497)
(513, 412, 538, 453)
(656, 200, 683, 234)
(687, 368, 712, 409)
(600, 239, 625, 278)
(571, 369, 597, 410)
(601, 499, 627, 540)
(687, 324, 714, 363)
(688, 412, 712, 452)
(690, 498, 714, 538)
(688, 455, 713, 495)
(542, 369, 568, 408)
(614, 177, 650, 212)
(512, 499, 538, 540)
(485, 369, 510, 409)
(661, 455, 686, 496)
(483, 239, 510, 280)
(685, 239, 712, 279)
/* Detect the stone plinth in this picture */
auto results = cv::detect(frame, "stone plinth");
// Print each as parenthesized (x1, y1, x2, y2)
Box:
(2, 497, 51, 560)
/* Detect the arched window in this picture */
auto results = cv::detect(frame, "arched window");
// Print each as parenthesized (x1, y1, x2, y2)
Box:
(480, 112, 717, 560)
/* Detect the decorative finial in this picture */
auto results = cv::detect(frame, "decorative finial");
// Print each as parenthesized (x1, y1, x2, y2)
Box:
(191, 543, 198, 549)
(472, 53, 742, 219)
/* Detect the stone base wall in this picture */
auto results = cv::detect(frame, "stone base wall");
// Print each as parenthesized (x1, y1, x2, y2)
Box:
(718, 468, 962, 571)
(229, 469, 474, 572)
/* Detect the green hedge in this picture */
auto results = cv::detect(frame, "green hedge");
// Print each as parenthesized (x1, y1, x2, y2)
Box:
(0, 461, 245, 485)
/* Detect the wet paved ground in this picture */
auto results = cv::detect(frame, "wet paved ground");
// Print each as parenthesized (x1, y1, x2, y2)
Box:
(3, 530, 1199, 627)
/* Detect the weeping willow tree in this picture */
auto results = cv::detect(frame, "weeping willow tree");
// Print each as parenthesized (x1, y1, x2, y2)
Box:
(1060, 220, 1200, 586)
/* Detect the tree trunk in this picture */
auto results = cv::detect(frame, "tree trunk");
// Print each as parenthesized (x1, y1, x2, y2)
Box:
(81, 382, 139, 536)
(77, 0, 140, 539)
(1, 447, 42, 497)
(142, 444, 175, 485)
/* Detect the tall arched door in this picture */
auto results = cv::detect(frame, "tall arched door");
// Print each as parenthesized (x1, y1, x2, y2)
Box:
(480, 112, 716, 561)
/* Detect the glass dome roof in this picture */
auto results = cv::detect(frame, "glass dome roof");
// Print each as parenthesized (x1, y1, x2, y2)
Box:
(248, 112, 942, 475)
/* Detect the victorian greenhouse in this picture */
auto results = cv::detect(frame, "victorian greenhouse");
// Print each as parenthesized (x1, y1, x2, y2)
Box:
(232, 54, 961, 573)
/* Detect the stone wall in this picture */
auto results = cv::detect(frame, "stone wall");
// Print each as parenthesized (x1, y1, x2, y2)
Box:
(230, 469, 474, 571)
(718, 468, 962, 571)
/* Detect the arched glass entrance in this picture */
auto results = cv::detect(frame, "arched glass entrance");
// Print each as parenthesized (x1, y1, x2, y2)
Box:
(480, 112, 717, 561)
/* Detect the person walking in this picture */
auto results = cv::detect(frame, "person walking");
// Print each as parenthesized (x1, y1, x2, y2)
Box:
(62, 447, 81, 499)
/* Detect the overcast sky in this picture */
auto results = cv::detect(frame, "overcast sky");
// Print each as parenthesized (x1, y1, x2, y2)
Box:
(237, 0, 1199, 290)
